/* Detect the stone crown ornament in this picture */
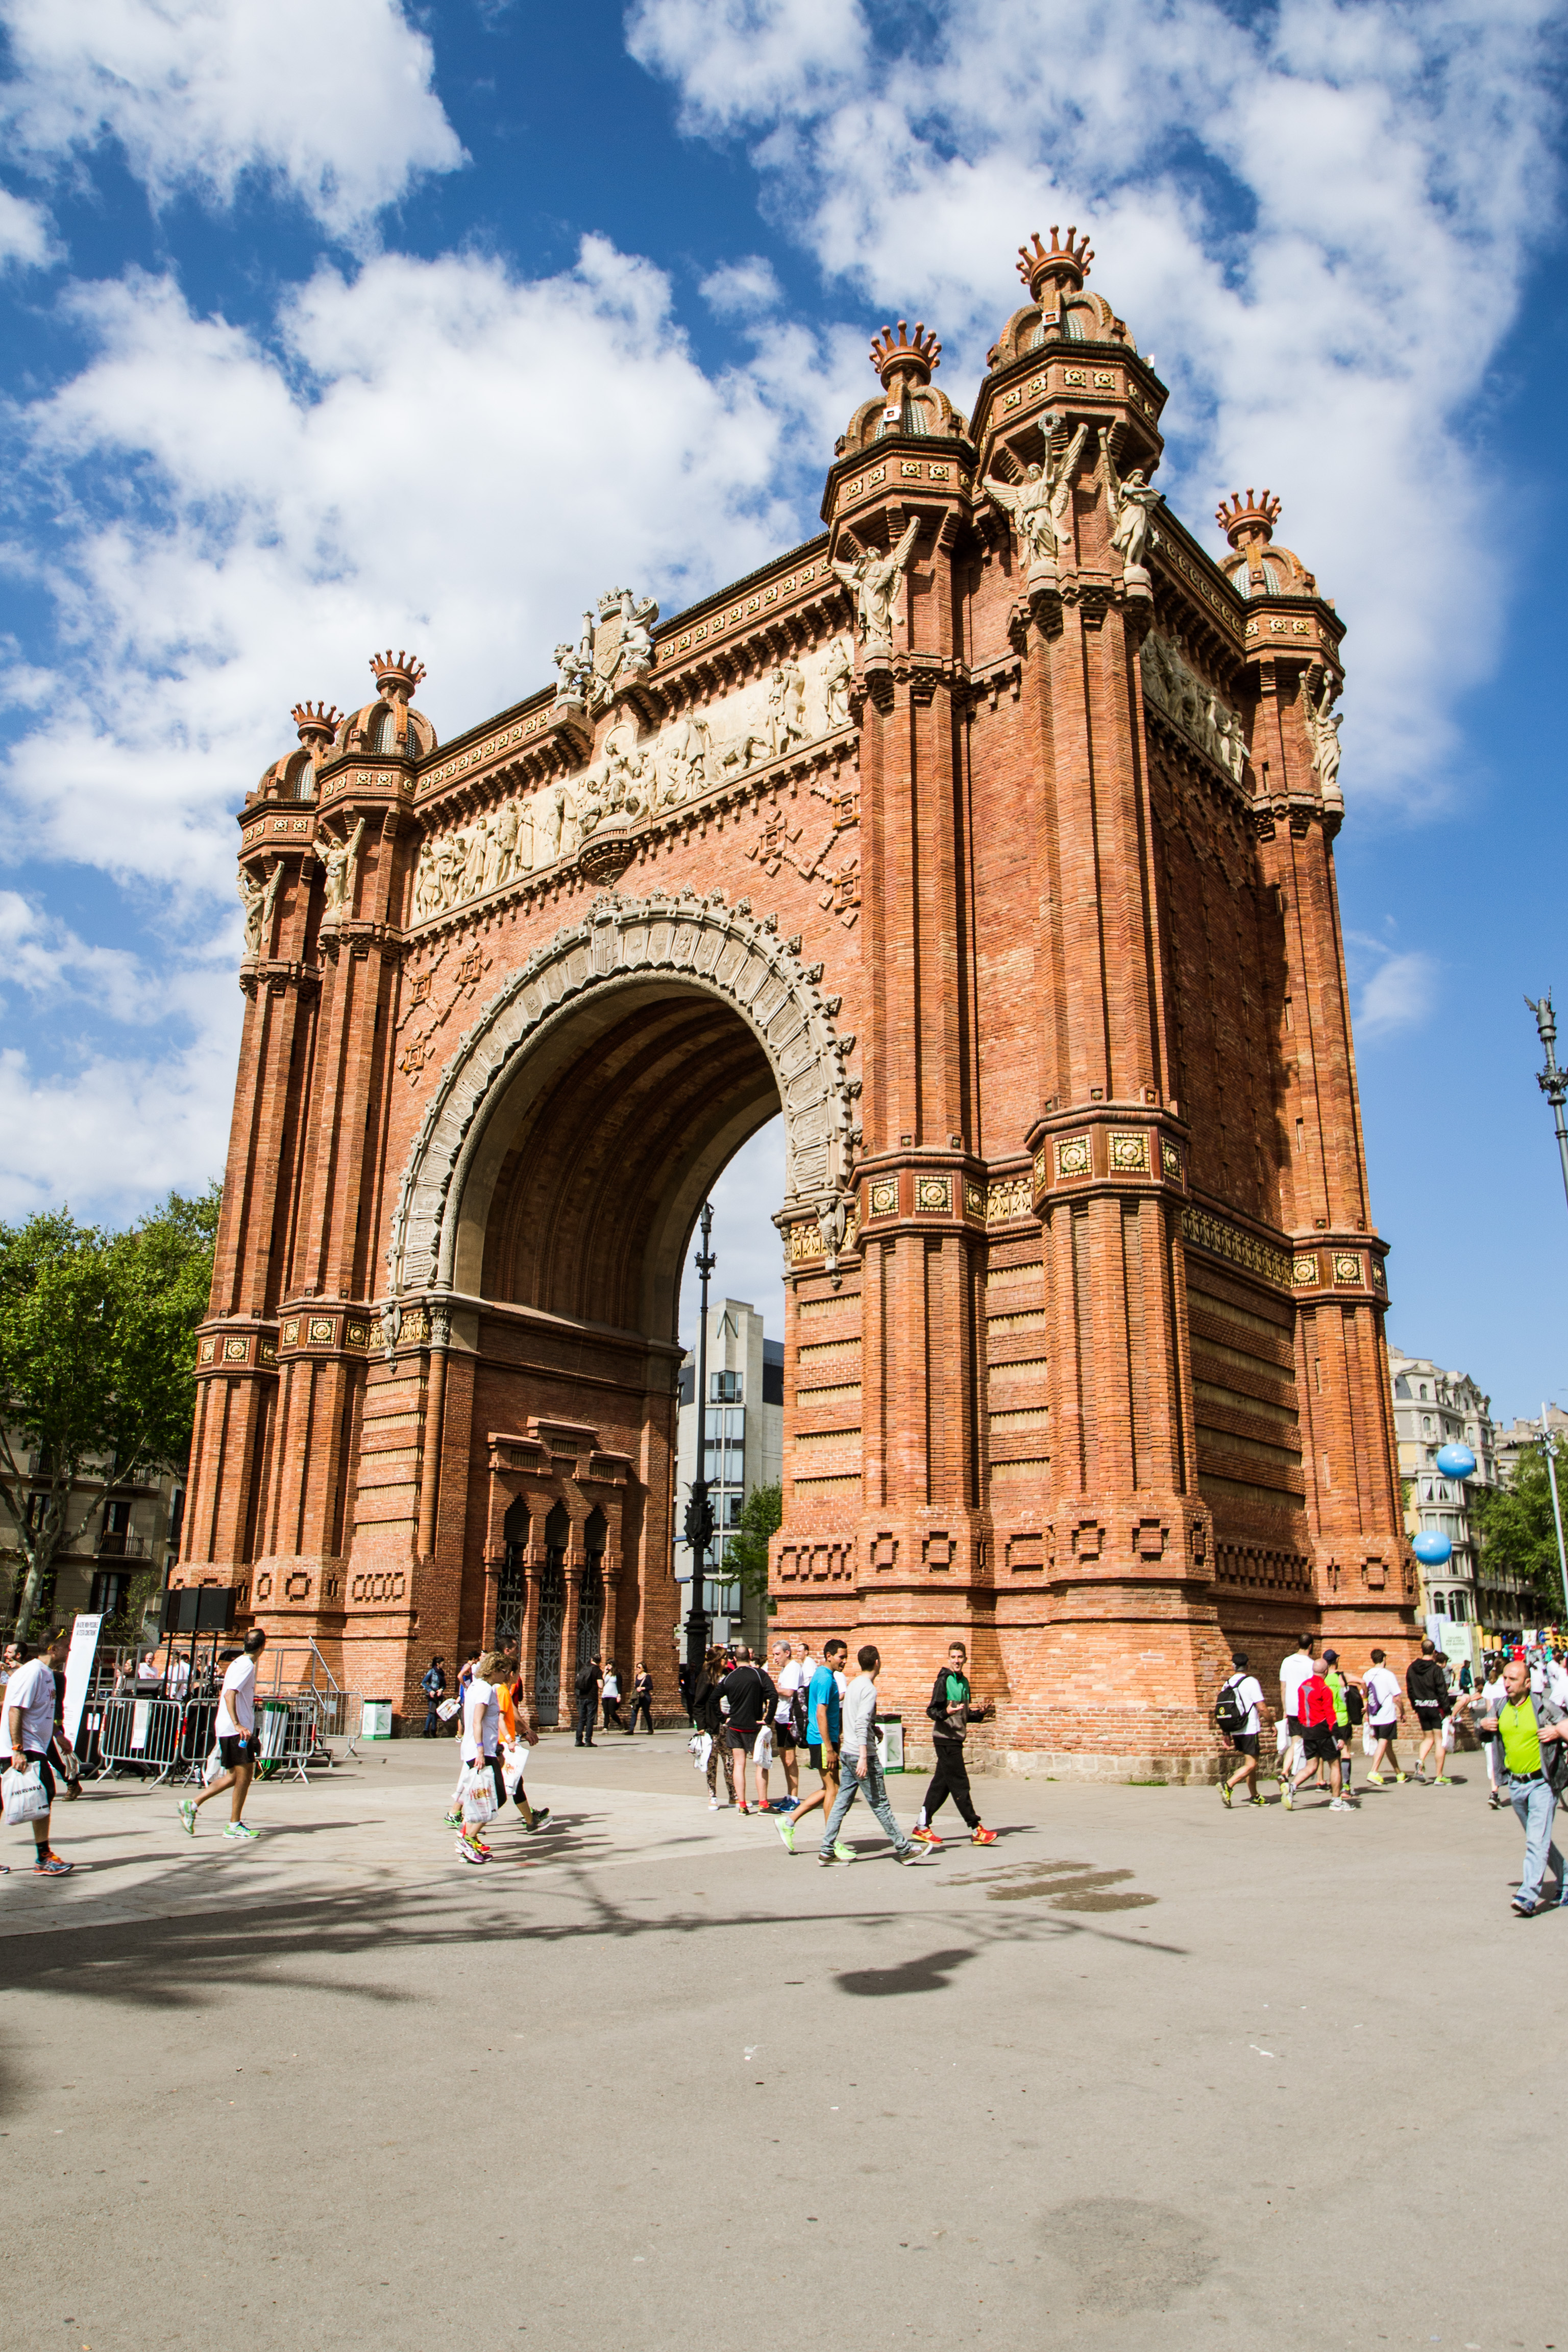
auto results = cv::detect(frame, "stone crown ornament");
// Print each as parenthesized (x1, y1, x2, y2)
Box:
(290, 700, 340, 748)
(369, 649, 427, 701)
(869, 321, 941, 389)
(1017, 225, 1094, 302)
(1215, 489, 1283, 550)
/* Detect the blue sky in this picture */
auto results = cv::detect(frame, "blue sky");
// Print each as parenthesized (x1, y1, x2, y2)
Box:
(0, 0, 1564, 1422)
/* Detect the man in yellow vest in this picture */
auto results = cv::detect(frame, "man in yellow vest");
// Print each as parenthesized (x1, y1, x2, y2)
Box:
(1457, 1655, 1568, 1917)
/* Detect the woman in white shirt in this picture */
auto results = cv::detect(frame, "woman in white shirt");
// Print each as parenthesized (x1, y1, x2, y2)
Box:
(453, 1650, 503, 1865)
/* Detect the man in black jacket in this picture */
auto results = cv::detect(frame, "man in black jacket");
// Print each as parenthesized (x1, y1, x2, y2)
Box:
(718, 1650, 776, 1814)
(912, 1641, 996, 1847)
(1406, 1638, 1453, 1786)
(575, 1654, 602, 1747)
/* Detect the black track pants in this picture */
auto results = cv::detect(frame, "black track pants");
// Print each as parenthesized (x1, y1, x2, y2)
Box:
(920, 1741, 979, 1830)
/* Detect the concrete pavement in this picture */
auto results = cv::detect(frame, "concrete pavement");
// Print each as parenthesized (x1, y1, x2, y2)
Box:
(1, 1730, 1558, 2350)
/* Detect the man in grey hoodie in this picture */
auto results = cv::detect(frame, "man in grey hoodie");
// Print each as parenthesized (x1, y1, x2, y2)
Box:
(818, 1646, 936, 1868)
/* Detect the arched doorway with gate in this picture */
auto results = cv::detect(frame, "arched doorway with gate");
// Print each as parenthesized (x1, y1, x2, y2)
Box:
(363, 893, 860, 1726)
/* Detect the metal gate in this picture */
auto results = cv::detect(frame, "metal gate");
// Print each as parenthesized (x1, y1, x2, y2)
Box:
(534, 1555, 565, 1726)
(576, 1561, 603, 1677)
(496, 1544, 525, 1655)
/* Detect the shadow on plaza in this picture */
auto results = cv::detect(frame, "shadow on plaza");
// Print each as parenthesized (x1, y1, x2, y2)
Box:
(1, 1841, 1188, 2025)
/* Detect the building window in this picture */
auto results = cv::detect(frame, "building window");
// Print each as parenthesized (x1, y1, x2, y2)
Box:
(703, 1406, 746, 1485)
(89, 1570, 131, 1618)
(104, 1498, 132, 1535)
(711, 1370, 743, 1403)
(1419, 1385, 1429, 1401)
(1422, 1415, 1433, 1436)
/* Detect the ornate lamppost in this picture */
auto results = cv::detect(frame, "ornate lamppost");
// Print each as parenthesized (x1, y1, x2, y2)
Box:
(682, 1202, 717, 1682)
(1526, 994, 1568, 1212)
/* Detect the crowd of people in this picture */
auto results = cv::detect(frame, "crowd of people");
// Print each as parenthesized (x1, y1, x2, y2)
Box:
(1216, 1631, 1568, 1915)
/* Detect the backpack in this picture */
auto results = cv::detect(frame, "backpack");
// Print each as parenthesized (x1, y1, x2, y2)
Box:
(1344, 1680, 1364, 1727)
(1214, 1676, 1251, 1737)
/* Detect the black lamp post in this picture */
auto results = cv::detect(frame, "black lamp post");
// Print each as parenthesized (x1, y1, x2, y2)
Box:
(1527, 994, 1568, 1213)
(683, 1201, 717, 1681)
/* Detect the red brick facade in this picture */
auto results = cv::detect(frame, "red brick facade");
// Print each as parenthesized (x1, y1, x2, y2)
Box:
(180, 235, 1416, 1768)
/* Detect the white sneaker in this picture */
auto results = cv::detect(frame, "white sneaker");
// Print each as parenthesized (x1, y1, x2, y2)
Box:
(708, 1799, 719, 1810)
(1329, 1797, 1350, 1811)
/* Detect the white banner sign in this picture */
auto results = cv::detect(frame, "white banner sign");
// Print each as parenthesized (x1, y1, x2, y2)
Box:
(63, 1612, 105, 1746)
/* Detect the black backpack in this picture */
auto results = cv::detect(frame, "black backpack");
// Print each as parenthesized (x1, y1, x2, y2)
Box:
(1214, 1676, 1250, 1737)
(1343, 1680, 1364, 1727)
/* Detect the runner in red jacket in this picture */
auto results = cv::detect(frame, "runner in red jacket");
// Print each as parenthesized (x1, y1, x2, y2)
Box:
(1283, 1660, 1352, 1811)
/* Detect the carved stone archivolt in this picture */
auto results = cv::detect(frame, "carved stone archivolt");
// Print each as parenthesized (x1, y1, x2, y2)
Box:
(386, 889, 859, 1297)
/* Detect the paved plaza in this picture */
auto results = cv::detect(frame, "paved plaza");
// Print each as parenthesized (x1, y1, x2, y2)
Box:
(3, 1733, 1557, 2350)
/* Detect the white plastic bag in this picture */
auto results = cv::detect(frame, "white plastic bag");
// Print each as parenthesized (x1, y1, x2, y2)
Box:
(1441, 1714, 1455, 1752)
(436, 1696, 460, 1723)
(458, 1762, 499, 1827)
(1275, 1720, 1289, 1758)
(3, 1763, 50, 1825)
(690, 1731, 712, 1773)
(501, 1744, 525, 1798)
(753, 1725, 773, 1773)
(203, 1744, 225, 1785)
(1362, 1724, 1377, 1756)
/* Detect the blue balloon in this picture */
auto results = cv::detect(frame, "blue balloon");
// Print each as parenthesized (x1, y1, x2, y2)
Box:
(1435, 1443, 1477, 1481)
(1413, 1531, 1452, 1566)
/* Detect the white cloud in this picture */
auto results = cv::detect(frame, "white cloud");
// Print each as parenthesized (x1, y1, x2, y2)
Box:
(0, 184, 52, 268)
(700, 253, 782, 318)
(1353, 944, 1438, 1041)
(630, 0, 1563, 810)
(0, 0, 464, 238)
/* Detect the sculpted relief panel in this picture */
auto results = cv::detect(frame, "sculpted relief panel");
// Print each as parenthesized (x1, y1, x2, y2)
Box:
(1140, 630, 1246, 783)
(410, 631, 853, 928)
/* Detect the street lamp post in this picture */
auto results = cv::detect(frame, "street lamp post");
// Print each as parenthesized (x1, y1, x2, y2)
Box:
(683, 1202, 717, 1683)
(1526, 994, 1568, 1213)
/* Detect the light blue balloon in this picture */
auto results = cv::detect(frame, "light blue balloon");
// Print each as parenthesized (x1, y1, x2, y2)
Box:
(1413, 1531, 1452, 1566)
(1435, 1443, 1477, 1480)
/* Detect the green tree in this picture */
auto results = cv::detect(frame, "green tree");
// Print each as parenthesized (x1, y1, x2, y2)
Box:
(1474, 1444, 1568, 1618)
(0, 1183, 220, 1637)
(727, 1481, 782, 1600)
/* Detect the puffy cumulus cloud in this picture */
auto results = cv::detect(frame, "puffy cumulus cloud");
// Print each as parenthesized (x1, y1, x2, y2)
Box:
(0, 892, 239, 1220)
(700, 253, 783, 318)
(1349, 937, 1439, 1041)
(0, 184, 52, 268)
(0, 0, 463, 239)
(629, 0, 1564, 807)
(3, 236, 821, 894)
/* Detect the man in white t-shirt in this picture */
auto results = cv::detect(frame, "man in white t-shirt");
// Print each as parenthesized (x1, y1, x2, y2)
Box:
(1219, 1652, 1267, 1807)
(4, 1633, 74, 1875)
(771, 1639, 803, 1808)
(179, 1627, 266, 1841)
(1279, 1633, 1318, 1788)
(1361, 1647, 1407, 1785)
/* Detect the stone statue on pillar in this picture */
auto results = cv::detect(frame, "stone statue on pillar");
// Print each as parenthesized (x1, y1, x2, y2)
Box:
(315, 817, 366, 922)
(831, 517, 920, 654)
(1098, 426, 1161, 590)
(238, 859, 284, 959)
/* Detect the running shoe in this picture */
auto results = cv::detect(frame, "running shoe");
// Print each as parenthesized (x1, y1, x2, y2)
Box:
(178, 1797, 197, 1835)
(1248, 1795, 1265, 1806)
(1412, 1772, 1430, 1785)
(970, 1827, 997, 1845)
(442, 1810, 462, 1828)
(1281, 1784, 1294, 1810)
(457, 1839, 487, 1865)
(738, 1802, 750, 1816)
(529, 1808, 551, 1833)
(777, 1820, 796, 1854)
(911, 1825, 942, 1846)
(1219, 1781, 1233, 1808)
(1433, 1775, 1452, 1786)
(707, 1798, 719, 1811)
(34, 1851, 72, 1876)
(1513, 1897, 1544, 1918)
(1489, 1792, 1503, 1810)
(1366, 1772, 1384, 1785)
(223, 1821, 260, 1842)
(832, 1840, 856, 1862)
(1394, 1771, 1409, 1783)
(897, 1847, 937, 1865)
(1329, 1798, 1350, 1811)
(817, 1850, 853, 1866)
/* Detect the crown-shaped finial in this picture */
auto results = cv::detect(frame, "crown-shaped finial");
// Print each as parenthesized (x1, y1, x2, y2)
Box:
(369, 649, 426, 702)
(1017, 226, 1093, 303)
(1216, 489, 1282, 549)
(869, 321, 941, 389)
(291, 700, 340, 748)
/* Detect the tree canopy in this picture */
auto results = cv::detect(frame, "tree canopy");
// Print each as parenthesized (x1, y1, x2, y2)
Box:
(727, 1481, 782, 1601)
(0, 1183, 220, 1636)
(1474, 1443, 1568, 1620)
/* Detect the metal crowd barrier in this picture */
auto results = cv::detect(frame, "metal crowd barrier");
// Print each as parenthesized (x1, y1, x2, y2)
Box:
(89, 1678, 365, 1787)
(94, 1697, 214, 1785)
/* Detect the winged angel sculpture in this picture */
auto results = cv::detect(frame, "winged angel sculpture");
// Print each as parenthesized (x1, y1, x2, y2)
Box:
(984, 418, 1088, 583)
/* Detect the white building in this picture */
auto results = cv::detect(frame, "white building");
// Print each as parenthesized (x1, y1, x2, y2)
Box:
(673, 1298, 783, 1653)
(1388, 1348, 1514, 1632)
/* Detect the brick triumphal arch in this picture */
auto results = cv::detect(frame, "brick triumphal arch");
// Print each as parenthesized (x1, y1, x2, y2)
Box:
(183, 231, 1416, 1769)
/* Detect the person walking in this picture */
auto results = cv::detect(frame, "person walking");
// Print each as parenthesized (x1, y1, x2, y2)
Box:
(1282, 1654, 1349, 1810)
(778, 1638, 852, 1855)
(1407, 1638, 1453, 1785)
(601, 1662, 624, 1733)
(4, 1633, 73, 1875)
(179, 1628, 267, 1842)
(1362, 1649, 1408, 1784)
(1322, 1648, 1360, 1799)
(421, 1656, 447, 1737)
(718, 1649, 775, 1815)
(575, 1654, 602, 1747)
(818, 1646, 935, 1867)
(692, 1645, 731, 1809)
(497, 1667, 550, 1836)
(911, 1641, 997, 1846)
(1279, 1632, 1317, 1788)
(678, 1660, 694, 1725)
(1217, 1652, 1266, 1807)
(452, 1648, 506, 1864)
(1479, 1653, 1508, 1809)
(626, 1662, 654, 1735)
(769, 1638, 802, 1807)
(1455, 1655, 1568, 1916)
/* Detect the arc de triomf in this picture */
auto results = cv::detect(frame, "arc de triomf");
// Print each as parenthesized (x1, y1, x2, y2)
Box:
(182, 229, 1416, 1772)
